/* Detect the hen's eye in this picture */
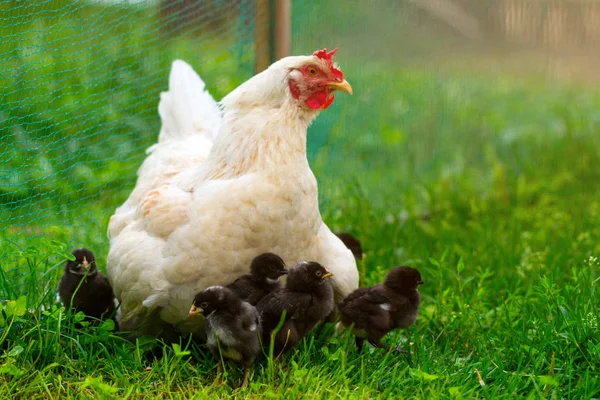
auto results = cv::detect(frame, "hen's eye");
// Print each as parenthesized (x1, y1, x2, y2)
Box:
(308, 67, 317, 76)
(315, 270, 322, 277)
(200, 302, 208, 309)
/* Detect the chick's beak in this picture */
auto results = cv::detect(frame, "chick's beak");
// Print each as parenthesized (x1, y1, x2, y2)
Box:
(82, 259, 89, 270)
(322, 269, 334, 280)
(280, 269, 288, 276)
(417, 280, 424, 285)
(326, 79, 353, 95)
(188, 305, 201, 318)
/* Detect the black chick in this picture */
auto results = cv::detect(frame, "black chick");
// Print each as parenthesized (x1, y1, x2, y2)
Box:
(257, 261, 334, 356)
(189, 286, 261, 388)
(226, 253, 288, 305)
(338, 266, 423, 352)
(335, 232, 364, 260)
(58, 248, 118, 325)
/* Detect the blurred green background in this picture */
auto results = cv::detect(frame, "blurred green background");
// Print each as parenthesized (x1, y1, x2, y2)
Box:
(1, 1, 599, 397)
(1, 0, 599, 287)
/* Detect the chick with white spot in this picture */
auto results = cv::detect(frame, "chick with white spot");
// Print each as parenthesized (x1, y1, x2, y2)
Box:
(338, 266, 423, 352)
(225, 253, 288, 305)
(189, 286, 261, 387)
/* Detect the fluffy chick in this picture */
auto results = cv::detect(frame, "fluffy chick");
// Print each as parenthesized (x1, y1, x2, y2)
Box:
(58, 248, 117, 324)
(335, 232, 364, 260)
(338, 266, 423, 352)
(189, 286, 261, 387)
(257, 261, 334, 356)
(225, 253, 288, 305)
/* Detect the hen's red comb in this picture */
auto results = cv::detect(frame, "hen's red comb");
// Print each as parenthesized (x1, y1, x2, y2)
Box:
(313, 48, 344, 81)
(313, 48, 338, 65)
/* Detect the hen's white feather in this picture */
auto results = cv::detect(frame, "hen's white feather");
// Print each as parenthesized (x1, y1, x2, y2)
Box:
(107, 57, 358, 336)
(157, 59, 221, 143)
(107, 61, 218, 239)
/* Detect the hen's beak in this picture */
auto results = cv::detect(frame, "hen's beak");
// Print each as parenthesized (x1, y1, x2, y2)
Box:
(188, 305, 201, 318)
(322, 268, 334, 280)
(327, 79, 352, 95)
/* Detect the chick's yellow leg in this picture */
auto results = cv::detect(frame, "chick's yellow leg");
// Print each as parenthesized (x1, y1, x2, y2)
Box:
(215, 360, 223, 386)
(241, 363, 250, 388)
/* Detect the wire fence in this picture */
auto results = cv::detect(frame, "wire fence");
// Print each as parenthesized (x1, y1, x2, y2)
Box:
(1, 0, 599, 297)
(0, 2, 253, 237)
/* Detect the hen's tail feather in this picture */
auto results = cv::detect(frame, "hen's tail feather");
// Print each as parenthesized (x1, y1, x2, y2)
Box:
(157, 60, 221, 145)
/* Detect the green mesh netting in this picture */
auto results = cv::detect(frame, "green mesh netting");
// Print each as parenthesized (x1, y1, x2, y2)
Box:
(0, 0, 257, 292)
(2, 0, 600, 301)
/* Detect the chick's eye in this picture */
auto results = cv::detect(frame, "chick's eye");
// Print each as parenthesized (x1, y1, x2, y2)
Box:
(308, 67, 317, 76)
(200, 302, 208, 309)
(270, 265, 277, 271)
(315, 270, 322, 277)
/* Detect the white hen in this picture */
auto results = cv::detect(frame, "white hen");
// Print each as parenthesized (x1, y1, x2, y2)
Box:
(107, 49, 358, 337)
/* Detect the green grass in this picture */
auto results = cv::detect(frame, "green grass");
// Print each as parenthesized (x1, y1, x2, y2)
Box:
(2, 1, 600, 398)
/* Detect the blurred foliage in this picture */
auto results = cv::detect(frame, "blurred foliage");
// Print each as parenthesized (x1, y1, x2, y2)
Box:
(1, 0, 600, 265)
(0, 0, 252, 234)
(0, 1, 599, 397)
